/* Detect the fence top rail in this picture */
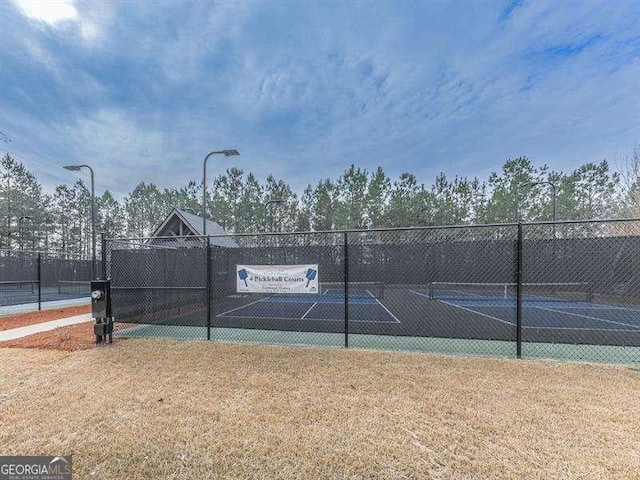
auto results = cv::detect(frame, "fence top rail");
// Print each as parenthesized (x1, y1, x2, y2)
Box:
(105, 216, 640, 242)
(106, 222, 520, 242)
(0, 249, 92, 259)
(522, 217, 640, 226)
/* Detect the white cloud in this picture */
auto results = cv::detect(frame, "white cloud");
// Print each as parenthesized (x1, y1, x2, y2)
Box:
(13, 0, 78, 25)
(12, 0, 110, 46)
(2, 1, 638, 199)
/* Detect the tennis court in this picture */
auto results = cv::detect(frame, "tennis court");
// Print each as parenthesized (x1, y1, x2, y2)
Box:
(113, 280, 640, 350)
(0, 251, 93, 312)
(0, 280, 90, 307)
(216, 283, 399, 324)
(410, 282, 640, 339)
(108, 220, 640, 364)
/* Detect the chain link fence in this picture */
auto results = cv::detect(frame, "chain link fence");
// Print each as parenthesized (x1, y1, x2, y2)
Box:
(0, 249, 93, 313)
(106, 219, 640, 365)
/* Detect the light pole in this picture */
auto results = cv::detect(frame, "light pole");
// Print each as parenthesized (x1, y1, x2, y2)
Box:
(64, 164, 96, 278)
(264, 199, 284, 233)
(202, 150, 239, 236)
(18, 216, 33, 251)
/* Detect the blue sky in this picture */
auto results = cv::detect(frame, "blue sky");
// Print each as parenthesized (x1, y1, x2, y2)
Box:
(1, 0, 639, 197)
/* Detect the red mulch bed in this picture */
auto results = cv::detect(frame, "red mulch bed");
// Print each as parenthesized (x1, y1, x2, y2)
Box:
(0, 304, 91, 331)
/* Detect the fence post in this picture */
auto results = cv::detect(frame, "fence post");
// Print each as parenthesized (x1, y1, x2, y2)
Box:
(344, 231, 349, 348)
(101, 233, 107, 280)
(206, 236, 212, 341)
(37, 252, 42, 311)
(516, 223, 523, 359)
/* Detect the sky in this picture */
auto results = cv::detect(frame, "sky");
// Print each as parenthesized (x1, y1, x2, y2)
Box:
(0, 0, 639, 198)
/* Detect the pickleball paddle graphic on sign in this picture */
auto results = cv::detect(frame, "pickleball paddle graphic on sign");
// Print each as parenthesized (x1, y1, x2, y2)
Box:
(305, 268, 317, 287)
(238, 268, 249, 287)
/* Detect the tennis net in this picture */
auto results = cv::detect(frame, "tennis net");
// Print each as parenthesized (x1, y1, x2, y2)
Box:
(0, 281, 36, 293)
(428, 281, 592, 303)
(57, 280, 91, 296)
(320, 281, 384, 299)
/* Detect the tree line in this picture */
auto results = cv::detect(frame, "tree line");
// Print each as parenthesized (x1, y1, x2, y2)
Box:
(0, 146, 638, 257)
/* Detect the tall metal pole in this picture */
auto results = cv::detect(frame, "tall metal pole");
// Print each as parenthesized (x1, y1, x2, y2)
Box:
(202, 152, 213, 237)
(89, 166, 96, 278)
(202, 149, 239, 237)
(63, 164, 96, 278)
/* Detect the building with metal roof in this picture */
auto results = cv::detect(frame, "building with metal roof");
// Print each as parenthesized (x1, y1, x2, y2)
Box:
(148, 208, 238, 248)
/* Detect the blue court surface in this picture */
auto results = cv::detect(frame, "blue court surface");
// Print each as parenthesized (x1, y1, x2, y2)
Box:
(216, 289, 400, 324)
(216, 286, 640, 333)
(409, 288, 640, 332)
(112, 283, 640, 349)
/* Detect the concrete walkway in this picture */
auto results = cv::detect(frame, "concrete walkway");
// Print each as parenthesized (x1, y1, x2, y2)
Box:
(0, 313, 93, 342)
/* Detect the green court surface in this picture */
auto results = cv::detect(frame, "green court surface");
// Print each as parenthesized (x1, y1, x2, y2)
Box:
(114, 324, 640, 366)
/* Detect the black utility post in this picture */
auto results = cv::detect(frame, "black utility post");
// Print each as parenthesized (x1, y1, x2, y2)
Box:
(202, 149, 239, 235)
(37, 252, 42, 311)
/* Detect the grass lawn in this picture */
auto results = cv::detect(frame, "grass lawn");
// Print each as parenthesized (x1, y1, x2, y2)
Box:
(0, 339, 638, 479)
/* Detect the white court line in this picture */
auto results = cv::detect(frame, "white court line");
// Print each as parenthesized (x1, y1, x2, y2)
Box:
(549, 303, 640, 313)
(366, 289, 401, 324)
(523, 325, 639, 332)
(218, 289, 327, 319)
(533, 305, 640, 331)
(300, 288, 330, 320)
(217, 289, 399, 324)
(408, 289, 430, 298)
(301, 302, 318, 319)
(409, 290, 515, 327)
(409, 289, 640, 332)
(438, 300, 515, 326)
(215, 296, 270, 317)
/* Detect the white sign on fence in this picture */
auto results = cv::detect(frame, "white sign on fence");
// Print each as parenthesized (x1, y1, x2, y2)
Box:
(236, 264, 319, 294)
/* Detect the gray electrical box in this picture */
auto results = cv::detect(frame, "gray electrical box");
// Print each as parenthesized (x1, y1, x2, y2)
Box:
(91, 280, 111, 319)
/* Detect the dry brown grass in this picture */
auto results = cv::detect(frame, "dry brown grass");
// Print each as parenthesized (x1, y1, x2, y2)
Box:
(0, 340, 638, 479)
(0, 304, 90, 330)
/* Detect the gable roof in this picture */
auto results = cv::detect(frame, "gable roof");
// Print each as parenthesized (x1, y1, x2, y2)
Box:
(150, 208, 238, 248)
